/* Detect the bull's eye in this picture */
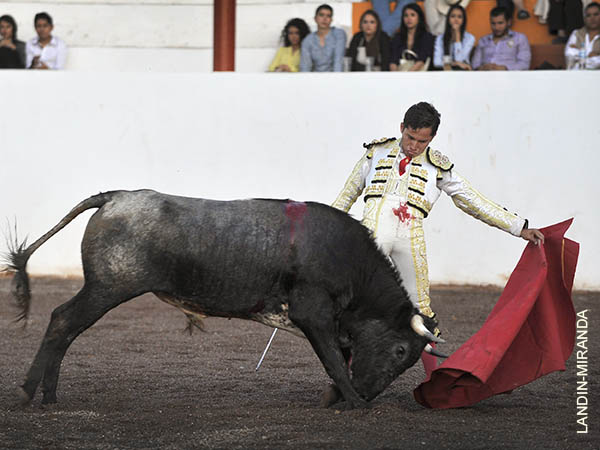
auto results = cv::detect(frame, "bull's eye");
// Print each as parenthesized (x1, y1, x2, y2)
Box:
(396, 345, 406, 358)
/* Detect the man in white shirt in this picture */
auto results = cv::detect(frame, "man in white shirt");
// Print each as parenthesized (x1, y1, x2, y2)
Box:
(26, 12, 67, 70)
(565, 2, 600, 70)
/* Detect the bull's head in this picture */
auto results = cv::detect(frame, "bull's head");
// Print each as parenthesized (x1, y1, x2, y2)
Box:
(339, 306, 443, 402)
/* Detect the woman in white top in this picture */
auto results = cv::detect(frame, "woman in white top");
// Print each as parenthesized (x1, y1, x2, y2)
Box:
(26, 12, 67, 70)
(433, 4, 475, 70)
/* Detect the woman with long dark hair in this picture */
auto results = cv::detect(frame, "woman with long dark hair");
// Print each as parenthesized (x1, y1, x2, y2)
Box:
(433, 4, 475, 70)
(0, 15, 26, 68)
(269, 18, 310, 72)
(347, 9, 391, 71)
(390, 3, 434, 71)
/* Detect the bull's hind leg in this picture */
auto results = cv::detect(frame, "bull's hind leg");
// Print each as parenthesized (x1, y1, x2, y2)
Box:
(22, 284, 138, 404)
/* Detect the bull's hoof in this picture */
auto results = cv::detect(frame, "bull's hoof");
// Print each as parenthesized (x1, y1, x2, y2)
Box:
(41, 392, 57, 405)
(320, 384, 343, 408)
(337, 397, 369, 410)
(16, 386, 32, 405)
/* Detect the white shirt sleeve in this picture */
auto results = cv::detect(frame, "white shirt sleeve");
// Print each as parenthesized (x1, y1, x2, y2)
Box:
(585, 36, 600, 69)
(455, 32, 475, 64)
(564, 31, 579, 69)
(25, 40, 37, 68)
(433, 35, 444, 68)
(53, 38, 68, 70)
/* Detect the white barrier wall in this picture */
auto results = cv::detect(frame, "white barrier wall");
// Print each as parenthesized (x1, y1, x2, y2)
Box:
(0, 71, 597, 290)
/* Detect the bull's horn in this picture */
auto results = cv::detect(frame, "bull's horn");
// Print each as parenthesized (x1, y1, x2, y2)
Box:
(424, 344, 449, 358)
(410, 315, 445, 343)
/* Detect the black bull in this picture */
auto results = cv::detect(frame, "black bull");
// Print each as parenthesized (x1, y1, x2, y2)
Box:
(7, 190, 440, 409)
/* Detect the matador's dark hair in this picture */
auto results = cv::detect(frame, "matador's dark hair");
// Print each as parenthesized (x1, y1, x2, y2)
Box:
(403, 102, 441, 136)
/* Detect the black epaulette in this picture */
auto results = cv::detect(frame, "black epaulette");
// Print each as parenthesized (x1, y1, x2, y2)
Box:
(363, 137, 397, 150)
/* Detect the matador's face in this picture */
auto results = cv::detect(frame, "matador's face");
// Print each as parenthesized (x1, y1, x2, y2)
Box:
(399, 124, 434, 159)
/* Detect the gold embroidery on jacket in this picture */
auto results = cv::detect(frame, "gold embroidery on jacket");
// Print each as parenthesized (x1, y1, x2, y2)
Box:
(451, 180, 523, 235)
(332, 151, 369, 212)
(407, 192, 432, 216)
(408, 177, 426, 193)
(427, 148, 453, 171)
(409, 221, 433, 318)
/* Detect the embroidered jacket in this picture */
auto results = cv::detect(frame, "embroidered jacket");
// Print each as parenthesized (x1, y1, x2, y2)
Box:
(332, 137, 526, 236)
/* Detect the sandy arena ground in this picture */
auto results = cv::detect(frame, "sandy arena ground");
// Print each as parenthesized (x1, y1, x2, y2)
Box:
(0, 277, 597, 449)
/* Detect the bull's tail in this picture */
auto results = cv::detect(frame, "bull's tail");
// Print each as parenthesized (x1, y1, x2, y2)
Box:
(4, 191, 117, 323)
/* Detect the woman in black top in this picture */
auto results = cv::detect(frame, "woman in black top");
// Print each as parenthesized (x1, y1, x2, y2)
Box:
(347, 9, 392, 71)
(0, 15, 25, 68)
(390, 3, 434, 71)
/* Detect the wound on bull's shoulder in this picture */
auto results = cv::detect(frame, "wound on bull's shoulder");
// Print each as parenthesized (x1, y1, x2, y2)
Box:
(285, 200, 307, 244)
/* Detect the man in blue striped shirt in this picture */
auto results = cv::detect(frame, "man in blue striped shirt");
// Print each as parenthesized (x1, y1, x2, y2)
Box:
(300, 4, 347, 72)
(472, 6, 531, 70)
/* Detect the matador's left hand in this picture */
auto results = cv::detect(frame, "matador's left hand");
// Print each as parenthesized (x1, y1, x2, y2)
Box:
(520, 228, 545, 245)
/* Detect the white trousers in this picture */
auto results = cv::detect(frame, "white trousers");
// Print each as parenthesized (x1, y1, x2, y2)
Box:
(371, 195, 434, 318)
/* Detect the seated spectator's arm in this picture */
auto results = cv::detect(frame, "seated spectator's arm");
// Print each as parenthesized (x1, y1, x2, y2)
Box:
(333, 29, 347, 72)
(586, 53, 600, 69)
(471, 43, 483, 69)
(348, 33, 360, 62)
(505, 35, 531, 70)
(409, 61, 426, 71)
(16, 42, 26, 68)
(456, 33, 476, 64)
(25, 41, 35, 69)
(268, 47, 284, 72)
(380, 33, 392, 71)
(390, 34, 402, 70)
(300, 39, 312, 72)
(417, 33, 434, 63)
(433, 35, 444, 68)
(564, 32, 579, 67)
(54, 40, 68, 70)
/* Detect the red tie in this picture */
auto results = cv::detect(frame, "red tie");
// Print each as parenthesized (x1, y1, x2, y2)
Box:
(399, 156, 411, 176)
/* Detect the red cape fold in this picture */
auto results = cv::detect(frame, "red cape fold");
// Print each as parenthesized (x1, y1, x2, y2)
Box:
(414, 219, 579, 409)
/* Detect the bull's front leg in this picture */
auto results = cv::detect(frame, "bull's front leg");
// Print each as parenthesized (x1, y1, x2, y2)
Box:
(288, 286, 367, 410)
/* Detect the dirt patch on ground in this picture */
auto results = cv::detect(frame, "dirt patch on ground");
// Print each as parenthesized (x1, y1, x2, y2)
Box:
(0, 277, 597, 449)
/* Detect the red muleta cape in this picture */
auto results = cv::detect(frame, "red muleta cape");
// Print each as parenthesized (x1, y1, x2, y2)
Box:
(414, 219, 579, 409)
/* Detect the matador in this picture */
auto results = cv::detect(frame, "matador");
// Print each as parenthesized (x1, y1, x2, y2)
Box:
(332, 102, 544, 325)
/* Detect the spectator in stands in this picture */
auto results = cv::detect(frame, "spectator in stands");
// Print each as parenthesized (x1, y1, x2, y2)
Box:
(300, 4, 347, 72)
(424, 0, 471, 36)
(497, 0, 531, 19)
(0, 15, 25, 68)
(269, 18, 310, 72)
(433, 4, 475, 69)
(548, 0, 584, 43)
(347, 9, 391, 71)
(372, 0, 412, 37)
(565, 2, 600, 69)
(26, 12, 67, 70)
(471, 6, 531, 70)
(390, 3, 435, 71)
